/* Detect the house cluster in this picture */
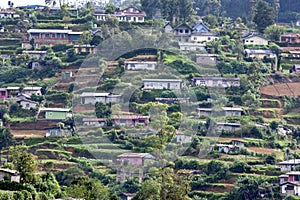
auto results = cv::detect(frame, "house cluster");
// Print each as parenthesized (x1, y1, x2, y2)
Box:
(0, 86, 42, 99)
(116, 153, 155, 183)
(164, 21, 219, 51)
(22, 29, 83, 49)
(94, 7, 146, 23)
(82, 115, 149, 127)
(278, 159, 300, 196)
(279, 171, 300, 196)
(0, 86, 42, 109)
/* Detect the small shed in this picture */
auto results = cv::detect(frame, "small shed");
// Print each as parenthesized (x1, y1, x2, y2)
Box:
(62, 71, 73, 80)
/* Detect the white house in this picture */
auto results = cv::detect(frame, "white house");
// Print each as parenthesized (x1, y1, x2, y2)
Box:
(293, 64, 300, 73)
(143, 79, 185, 90)
(280, 172, 300, 196)
(190, 32, 219, 43)
(163, 22, 173, 34)
(197, 108, 213, 117)
(190, 21, 219, 42)
(175, 133, 192, 144)
(244, 49, 276, 59)
(82, 118, 106, 127)
(278, 159, 300, 171)
(231, 140, 245, 148)
(192, 76, 240, 88)
(178, 42, 206, 51)
(197, 107, 243, 117)
(215, 122, 241, 132)
(23, 50, 47, 59)
(16, 98, 38, 109)
(45, 128, 72, 137)
(22, 86, 42, 96)
(124, 61, 157, 70)
(94, 7, 146, 23)
(0, 10, 20, 19)
(80, 93, 122, 104)
(242, 32, 269, 45)
(196, 54, 218, 65)
(0, 168, 20, 182)
(215, 144, 240, 154)
(223, 107, 243, 116)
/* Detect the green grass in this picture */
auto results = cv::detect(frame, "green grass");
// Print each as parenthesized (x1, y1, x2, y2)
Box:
(283, 111, 300, 118)
(67, 143, 121, 150)
(9, 117, 36, 123)
(39, 159, 76, 165)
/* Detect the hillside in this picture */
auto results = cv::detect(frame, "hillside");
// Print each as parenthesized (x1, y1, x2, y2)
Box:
(0, 1, 300, 200)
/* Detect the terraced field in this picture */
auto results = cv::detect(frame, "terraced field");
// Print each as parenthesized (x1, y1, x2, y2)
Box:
(260, 82, 300, 96)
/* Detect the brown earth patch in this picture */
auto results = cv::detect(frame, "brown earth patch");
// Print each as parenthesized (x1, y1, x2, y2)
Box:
(260, 82, 300, 96)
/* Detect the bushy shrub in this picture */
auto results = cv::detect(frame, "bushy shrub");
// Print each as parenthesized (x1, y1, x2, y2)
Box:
(229, 161, 251, 173)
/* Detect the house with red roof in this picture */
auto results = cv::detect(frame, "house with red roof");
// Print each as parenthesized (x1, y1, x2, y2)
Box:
(281, 33, 300, 43)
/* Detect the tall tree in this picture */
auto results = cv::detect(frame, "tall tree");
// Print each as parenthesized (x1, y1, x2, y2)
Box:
(66, 177, 110, 200)
(12, 146, 37, 183)
(178, 0, 194, 23)
(253, 0, 275, 33)
(273, 0, 280, 22)
(0, 128, 14, 150)
(203, 0, 221, 17)
(133, 168, 190, 200)
(264, 24, 286, 41)
(95, 102, 111, 118)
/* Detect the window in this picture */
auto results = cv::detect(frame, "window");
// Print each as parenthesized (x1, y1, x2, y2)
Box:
(199, 80, 206, 85)
(138, 17, 143, 21)
(250, 40, 254, 43)
(295, 175, 300, 181)
(287, 185, 294, 190)
(179, 29, 183, 33)
(26, 103, 30, 108)
(185, 29, 189, 33)
(194, 37, 197, 40)
(208, 37, 211, 40)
